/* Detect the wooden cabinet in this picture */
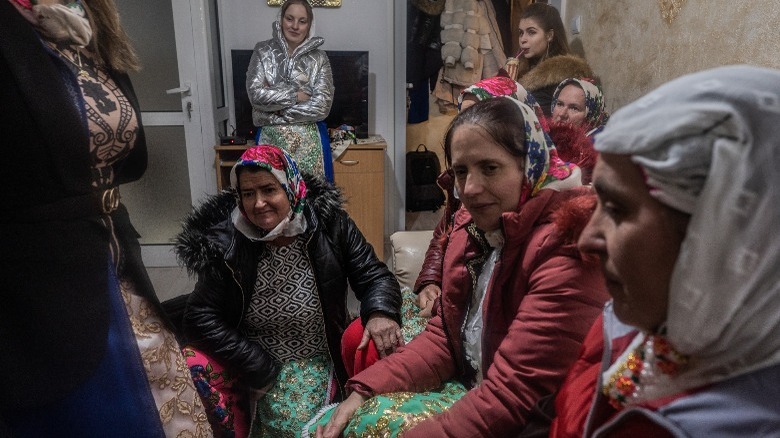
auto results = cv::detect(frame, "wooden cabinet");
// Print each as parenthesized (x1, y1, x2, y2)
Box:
(333, 141, 386, 257)
(214, 140, 386, 256)
(214, 144, 251, 191)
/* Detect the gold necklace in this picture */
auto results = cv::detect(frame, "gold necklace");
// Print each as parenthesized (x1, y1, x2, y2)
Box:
(52, 45, 90, 79)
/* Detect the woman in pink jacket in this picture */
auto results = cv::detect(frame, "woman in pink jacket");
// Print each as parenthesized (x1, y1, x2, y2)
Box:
(314, 96, 608, 437)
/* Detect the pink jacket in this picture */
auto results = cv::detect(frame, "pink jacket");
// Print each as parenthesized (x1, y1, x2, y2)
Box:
(349, 188, 609, 437)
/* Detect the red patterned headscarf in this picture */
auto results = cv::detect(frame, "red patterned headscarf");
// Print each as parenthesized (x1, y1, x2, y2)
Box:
(229, 145, 308, 240)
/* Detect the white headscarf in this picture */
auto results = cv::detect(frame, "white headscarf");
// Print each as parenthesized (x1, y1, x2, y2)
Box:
(596, 65, 780, 397)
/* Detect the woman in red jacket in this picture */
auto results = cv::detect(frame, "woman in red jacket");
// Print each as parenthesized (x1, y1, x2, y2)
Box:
(314, 96, 608, 437)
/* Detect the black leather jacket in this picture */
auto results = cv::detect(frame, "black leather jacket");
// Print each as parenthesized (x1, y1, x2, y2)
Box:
(175, 176, 400, 397)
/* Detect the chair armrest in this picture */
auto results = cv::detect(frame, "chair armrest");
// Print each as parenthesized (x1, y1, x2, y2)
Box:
(389, 230, 434, 291)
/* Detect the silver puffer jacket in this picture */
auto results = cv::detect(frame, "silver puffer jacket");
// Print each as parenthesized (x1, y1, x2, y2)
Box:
(246, 21, 334, 127)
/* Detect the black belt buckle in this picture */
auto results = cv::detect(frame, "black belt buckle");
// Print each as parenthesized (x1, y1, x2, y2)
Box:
(101, 187, 120, 214)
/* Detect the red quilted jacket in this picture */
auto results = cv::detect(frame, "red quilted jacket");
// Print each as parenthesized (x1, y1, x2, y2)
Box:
(349, 188, 609, 437)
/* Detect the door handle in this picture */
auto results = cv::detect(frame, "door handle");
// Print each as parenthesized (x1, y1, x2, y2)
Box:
(186, 101, 192, 121)
(166, 82, 191, 96)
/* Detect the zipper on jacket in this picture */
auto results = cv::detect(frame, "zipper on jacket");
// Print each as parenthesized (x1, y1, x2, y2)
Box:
(224, 260, 247, 329)
(439, 293, 464, 376)
(223, 235, 247, 328)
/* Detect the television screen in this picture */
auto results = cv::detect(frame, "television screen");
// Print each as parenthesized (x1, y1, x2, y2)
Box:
(231, 49, 369, 140)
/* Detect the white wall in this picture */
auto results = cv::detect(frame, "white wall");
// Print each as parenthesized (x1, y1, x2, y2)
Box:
(219, 1, 405, 234)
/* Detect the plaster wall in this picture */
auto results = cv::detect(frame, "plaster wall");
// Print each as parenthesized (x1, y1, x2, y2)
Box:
(563, 1, 780, 111)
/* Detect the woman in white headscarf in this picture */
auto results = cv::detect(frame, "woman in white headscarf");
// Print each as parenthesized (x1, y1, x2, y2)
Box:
(551, 65, 780, 437)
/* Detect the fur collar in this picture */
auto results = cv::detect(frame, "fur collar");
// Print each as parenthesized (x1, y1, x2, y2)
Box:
(173, 173, 344, 276)
(519, 54, 594, 92)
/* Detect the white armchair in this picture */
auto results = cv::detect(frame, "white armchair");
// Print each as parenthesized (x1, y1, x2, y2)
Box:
(387, 230, 434, 291)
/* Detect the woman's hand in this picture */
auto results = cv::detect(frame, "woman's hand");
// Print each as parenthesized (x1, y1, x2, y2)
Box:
(416, 284, 441, 318)
(296, 90, 311, 102)
(504, 57, 520, 81)
(315, 392, 367, 438)
(359, 312, 403, 357)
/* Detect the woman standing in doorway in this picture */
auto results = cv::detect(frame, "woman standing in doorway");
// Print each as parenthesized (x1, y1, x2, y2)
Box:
(247, 0, 335, 180)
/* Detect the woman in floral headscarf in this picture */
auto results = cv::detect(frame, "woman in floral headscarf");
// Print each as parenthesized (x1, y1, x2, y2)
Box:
(551, 77, 610, 138)
(314, 97, 608, 438)
(412, 76, 567, 317)
(548, 77, 610, 184)
(175, 145, 401, 437)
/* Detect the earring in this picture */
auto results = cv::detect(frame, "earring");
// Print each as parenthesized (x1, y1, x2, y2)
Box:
(545, 42, 550, 59)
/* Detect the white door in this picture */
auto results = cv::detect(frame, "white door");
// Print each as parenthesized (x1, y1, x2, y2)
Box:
(116, 0, 228, 266)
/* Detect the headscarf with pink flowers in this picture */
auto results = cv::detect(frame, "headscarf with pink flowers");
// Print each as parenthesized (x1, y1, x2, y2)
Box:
(229, 145, 308, 241)
(459, 75, 550, 133)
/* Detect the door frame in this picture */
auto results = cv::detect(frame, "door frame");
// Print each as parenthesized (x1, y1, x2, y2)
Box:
(140, 0, 226, 267)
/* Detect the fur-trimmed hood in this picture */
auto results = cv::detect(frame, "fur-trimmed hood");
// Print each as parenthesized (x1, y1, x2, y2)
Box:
(173, 173, 344, 276)
(519, 54, 594, 92)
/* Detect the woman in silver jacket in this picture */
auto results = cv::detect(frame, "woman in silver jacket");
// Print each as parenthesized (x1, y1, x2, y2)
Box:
(247, 0, 334, 179)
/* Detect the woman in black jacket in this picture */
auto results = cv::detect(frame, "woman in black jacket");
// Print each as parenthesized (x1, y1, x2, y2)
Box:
(175, 145, 401, 437)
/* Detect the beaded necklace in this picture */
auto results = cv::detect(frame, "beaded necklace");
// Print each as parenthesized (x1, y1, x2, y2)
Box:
(602, 332, 689, 409)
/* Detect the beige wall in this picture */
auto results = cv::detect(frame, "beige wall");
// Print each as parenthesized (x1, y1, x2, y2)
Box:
(564, 1, 780, 111)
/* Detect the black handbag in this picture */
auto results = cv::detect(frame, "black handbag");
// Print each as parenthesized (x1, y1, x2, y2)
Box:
(406, 144, 446, 212)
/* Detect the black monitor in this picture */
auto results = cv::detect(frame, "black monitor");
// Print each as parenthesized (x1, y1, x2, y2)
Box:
(231, 49, 369, 140)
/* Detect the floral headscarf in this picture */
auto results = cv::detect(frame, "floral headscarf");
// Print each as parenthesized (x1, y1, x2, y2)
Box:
(500, 96, 581, 205)
(460, 75, 550, 133)
(229, 145, 308, 241)
(552, 78, 609, 136)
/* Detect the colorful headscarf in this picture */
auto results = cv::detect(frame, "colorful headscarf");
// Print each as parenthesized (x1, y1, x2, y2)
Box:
(460, 75, 550, 133)
(499, 96, 581, 205)
(552, 78, 609, 136)
(229, 145, 308, 241)
(595, 65, 780, 401)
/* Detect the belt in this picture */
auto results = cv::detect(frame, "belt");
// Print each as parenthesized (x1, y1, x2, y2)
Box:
(100, 186, 121, 214)
(0, 187, 121, 223)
